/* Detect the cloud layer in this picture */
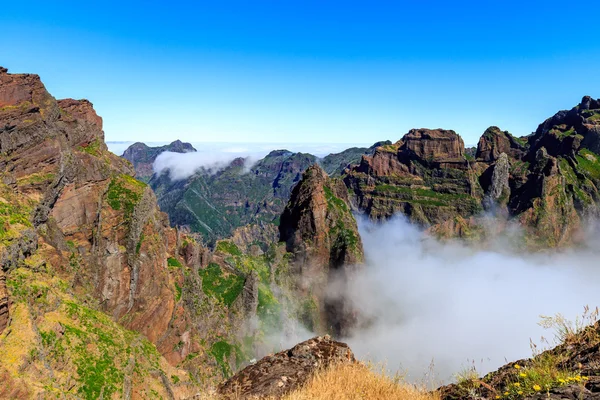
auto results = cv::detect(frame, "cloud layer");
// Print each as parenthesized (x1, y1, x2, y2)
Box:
(344, 216, 600, 383)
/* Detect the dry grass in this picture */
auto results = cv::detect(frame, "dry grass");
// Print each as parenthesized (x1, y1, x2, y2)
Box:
(281, 362, 440, 400)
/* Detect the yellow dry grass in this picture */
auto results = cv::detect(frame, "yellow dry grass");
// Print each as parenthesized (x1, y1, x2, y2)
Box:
(281, 362, 440, 400)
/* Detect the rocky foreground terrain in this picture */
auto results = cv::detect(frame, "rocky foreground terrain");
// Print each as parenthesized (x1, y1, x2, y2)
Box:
(2, 65, 600, 399)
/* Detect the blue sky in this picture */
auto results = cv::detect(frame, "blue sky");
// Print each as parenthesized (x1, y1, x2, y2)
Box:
(2, 0, 599, 145)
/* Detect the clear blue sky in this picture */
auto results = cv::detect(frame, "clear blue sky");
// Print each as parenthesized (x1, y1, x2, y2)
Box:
(2, 0, 599, 145)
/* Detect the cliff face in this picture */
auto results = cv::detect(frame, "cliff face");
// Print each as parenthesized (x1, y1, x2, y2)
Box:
(122, 140, 196, 181)
(344, 128, 483, 227)
(279, 164, 363, 336)
(508, 96, 600, 247)
(344, 99, 600, 248)
(0, 67, 230, 397)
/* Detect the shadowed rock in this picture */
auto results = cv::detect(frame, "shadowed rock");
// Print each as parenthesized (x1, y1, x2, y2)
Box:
(279, 164, 363, 336)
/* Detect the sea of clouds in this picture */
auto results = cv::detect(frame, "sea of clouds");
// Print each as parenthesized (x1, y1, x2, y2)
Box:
(342, 216, 600, 383)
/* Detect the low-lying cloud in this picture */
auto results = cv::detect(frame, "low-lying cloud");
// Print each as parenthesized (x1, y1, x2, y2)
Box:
(141, 141, 371, 180)
(153, 150, 260, 181)
(344, 216, 600, 383)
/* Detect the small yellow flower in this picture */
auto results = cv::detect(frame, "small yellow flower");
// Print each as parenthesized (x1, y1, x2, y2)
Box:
(558, 378, 566, 384)
(533, 384, 541, 391)
(495, 396, 500, 399)
(514, 364, 521, 369)
(583, 376, 590, 381)
(504, 392, 509, 396)
(518, 390, 523, 395)
(519, 372, 526, 377)
(575, 376, 581, 382)
(513, 382, 521, 387)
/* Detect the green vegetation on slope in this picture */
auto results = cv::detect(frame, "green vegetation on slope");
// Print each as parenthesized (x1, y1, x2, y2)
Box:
(106, 174, 147, 219)
(199, 263, 245, 306)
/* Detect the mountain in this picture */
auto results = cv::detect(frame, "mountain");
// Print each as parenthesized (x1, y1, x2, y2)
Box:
(120, 140, 384, 244)
(279, 164, 363, 336)
(319, 140, 392, 176)
(344, 97, 600, 247)
(0, 66, 200, 397)
(122, 140, 196, 182)
(0, 67, 365, 397)
(149, 150, 317, 244)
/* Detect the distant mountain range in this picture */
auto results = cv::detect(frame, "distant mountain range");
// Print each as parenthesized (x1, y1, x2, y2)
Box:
(122, 140, 389, 243)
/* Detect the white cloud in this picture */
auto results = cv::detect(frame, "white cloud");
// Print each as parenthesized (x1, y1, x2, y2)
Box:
(343, 216, 600, 383)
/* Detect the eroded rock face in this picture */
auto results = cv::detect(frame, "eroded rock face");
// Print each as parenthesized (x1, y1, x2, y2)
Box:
(0, 270, 8, 332)
(0, 66, 199, 366)
(344, 129, 482, 227)
(400, 128, 465, 165)
(217, 335, 355, 399)
(481, 152, 511, 211)
(476, 126, 527, 162)
(280, 164, 363, 336)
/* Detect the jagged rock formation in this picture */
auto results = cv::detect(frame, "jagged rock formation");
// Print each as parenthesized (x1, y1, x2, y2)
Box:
(476, 126, 527, 162)
(217, 335, 355, 399)
(482, 152, 511, 210)
(122, 140, 196, 181)
(440, 320, 600, 399)
(344, 128, 483, 226)
(344, 98, 600, 247)
(280, 164, 363, 336)
(508, 96, 600, 247)
(319, 140, 392, 176)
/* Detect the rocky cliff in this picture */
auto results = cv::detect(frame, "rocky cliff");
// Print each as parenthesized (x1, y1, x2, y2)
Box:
(0, 66, 282, 397)
(344, 98, 600, 248)
(344, 128, 483, 227)
(122, 140, 196, 182)
(280, 164, 364, 336)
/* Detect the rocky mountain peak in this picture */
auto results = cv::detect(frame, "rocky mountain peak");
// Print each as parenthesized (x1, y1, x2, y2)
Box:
(476, 126, 527, 162)
(122, 139, 197, 181)
(580, 95, 600, 110)
(280, 164, 363, 336)
(400, 128, 465, 164)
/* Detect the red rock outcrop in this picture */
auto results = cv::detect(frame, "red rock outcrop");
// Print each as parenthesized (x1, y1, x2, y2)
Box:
(344, 129, 482, 226)
(217, 335, 355, 399)
(400, 128, 465, 164)
(476, 126, 527, 162)
(0, 66, 198, 365)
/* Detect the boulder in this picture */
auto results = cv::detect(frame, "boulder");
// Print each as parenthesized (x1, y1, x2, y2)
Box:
(217, 335, 355, 399)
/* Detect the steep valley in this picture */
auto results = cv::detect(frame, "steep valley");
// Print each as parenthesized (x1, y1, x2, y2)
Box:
(2, 64, 600, 400)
